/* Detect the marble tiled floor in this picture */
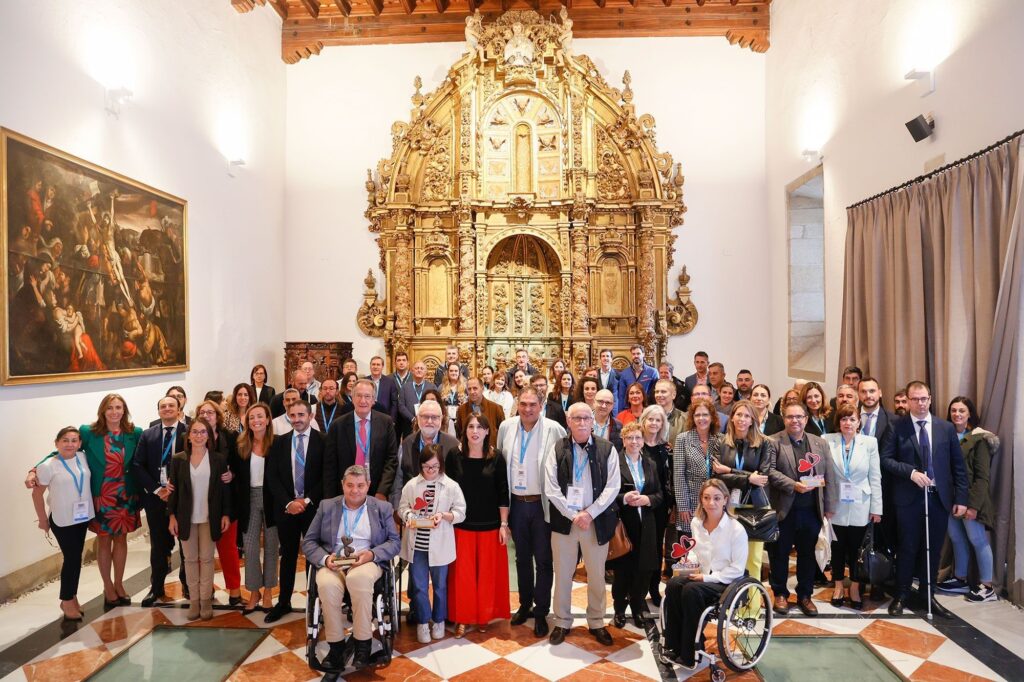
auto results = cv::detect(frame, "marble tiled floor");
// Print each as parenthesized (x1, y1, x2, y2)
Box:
(1, 537, 1021, 681)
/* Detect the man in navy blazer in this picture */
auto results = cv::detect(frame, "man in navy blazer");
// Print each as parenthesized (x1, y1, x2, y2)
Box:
(616, 344, 659, 409)
(858, 377, 898, 585)
(595, 349, 621, 413)
(366, 355, 399, 421)
(683, 351, 710, 392)
(323, 379, 399, 501)
(132, 396, 187, 606)
(880, 381, 967, 615)
(303, 464, 400, 670)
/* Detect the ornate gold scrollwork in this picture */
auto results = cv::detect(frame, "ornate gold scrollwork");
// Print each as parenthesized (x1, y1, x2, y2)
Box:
(665, 265, 698, 335)
(357, 270, 388, 337)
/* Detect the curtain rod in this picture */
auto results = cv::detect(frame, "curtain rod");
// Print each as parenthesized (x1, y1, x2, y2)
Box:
(846, 128, 1024, 210)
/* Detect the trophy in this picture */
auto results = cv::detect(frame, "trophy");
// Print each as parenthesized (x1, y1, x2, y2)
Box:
(798, 452, 826, 488)
(332, 535, 359, 570)
(671, 537, 700, 578)
(406, 495, 435, 529)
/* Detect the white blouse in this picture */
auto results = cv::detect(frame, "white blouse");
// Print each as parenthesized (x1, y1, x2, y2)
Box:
(37, 452, 94, 527)
(690, 513, 749, 584)
(249, 454, 266, 487)
(190, 453, 211, 524)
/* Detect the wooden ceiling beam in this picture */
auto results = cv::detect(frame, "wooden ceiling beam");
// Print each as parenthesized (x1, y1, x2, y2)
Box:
(434, 0, 449, 13)
(333, 0, 352, 16)
(397, 0, 417, 13)
(593, 0, 605, 7)
(267, 0, 288, 18)
(231, 0, 257, 13)
(366, 0, 384, 15)
(298, 0, 321, 17)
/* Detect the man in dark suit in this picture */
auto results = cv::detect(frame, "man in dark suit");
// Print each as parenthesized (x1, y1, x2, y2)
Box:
(645, 362, 690, 413)
(398, 360, 436, 428)
(323, 379, 399, 501)
(532, 374, 567, 429)
(314, 378, 343, 432)
(433, 345, 470, 386)
(592, 389, 623, 451)
(391, 351, 413, 437)
(379, 399, 461, 509)
(857, 376, 897, 595)
(596, 349, 621, 413)
(505, 347, 538, 387)
(616, 344, 659, 409)
(264, 400, 326, 623)
(149, 386, 192, 427)
(270, 369, 318, 418)
(455, 377, 505, 449)
(768, 402, 838, 616)
(828, 366, 862, 412)
(881, 381, 968, 616)
(683, 351, 710, 392)
(366, 355, 399, 422)
(132, 396, 187, 606)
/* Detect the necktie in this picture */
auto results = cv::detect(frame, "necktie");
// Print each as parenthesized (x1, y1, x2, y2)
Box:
(162, 426, 173, 454)
(861, 412, 874, 436)
(357, 418, 368, 466)
(917, 420, 933, 479)
(294, 433, 306, 497)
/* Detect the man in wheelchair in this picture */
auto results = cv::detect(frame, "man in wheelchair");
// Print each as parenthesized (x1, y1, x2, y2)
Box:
(302, 464, 400, 671)
(661, 479, 756, 672)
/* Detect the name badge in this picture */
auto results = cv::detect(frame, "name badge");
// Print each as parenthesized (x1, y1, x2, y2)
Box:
(513, 464, 528, 491)
(159, 467, 169, 487)
(73, 500, 91, 523)
(566, 485, 584, 512)
(413, 403, 420, 416)
(840, 481, 857, 503)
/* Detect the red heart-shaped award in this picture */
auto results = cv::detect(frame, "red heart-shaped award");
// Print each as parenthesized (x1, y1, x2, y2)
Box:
(670, 536, 697, 559)
(798, 452, 822, 473)
(412, 496, 428, 511)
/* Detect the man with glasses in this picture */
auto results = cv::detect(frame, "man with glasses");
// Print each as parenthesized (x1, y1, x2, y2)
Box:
(302, 465, 400, 670)
(532, 374, 567, 428)
(546, 402, 620, 646)
(380, 400, 461, 510)
(505, 347, 538, 388)
(497, 387, 566, 637)
(881, 381, 968, 616)
(592, 389, 623, 451)
(768, 402, 837, 616)
(323, 379, 399, 501)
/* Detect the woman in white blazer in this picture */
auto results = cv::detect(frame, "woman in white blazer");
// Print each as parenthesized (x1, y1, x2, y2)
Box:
(823, 404, 882, 609)
(399, 443, 467, 643)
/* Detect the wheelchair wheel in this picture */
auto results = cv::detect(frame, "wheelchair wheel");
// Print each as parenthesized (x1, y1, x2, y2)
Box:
(715, 577, 772, 672)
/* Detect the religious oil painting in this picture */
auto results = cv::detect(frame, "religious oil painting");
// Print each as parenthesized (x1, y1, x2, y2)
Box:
(1, 129, 188, 384)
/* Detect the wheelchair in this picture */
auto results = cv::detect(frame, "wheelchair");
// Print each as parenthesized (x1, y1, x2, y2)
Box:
(305, 559, 402, 676)
(658, 575, 773, 682)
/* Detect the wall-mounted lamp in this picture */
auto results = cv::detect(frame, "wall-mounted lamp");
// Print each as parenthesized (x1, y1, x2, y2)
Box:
(227, 158, 246, 178)
(801, 149, 822, 163)
(904, 68, 935, 97)
(104, 87, 133, 118)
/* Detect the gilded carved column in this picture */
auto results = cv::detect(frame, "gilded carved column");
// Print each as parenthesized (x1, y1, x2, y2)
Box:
(636, 211, 657, 360)
(393, 218, 413, 355)
(458, 223, 476, 334)
(570, 226, 589, 334)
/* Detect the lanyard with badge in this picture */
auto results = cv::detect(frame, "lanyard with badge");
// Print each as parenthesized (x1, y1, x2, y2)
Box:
(60, 455, 91, 523)
(159, 429, 175, 487)
(839, 435, 857, 503)
(321, 403, 337, 430)
(412, 383, 424, 414)
(594, 420, 608, 438)
(513, 423, 536, 492)
(567, 442, 589, 512)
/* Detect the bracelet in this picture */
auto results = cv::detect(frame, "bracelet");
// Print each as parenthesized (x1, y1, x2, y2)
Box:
(500, 522, 509, 527)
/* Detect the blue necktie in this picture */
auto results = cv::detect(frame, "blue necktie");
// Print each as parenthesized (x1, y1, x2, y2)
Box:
(917, 420, 933, 479)
(295, 433, 306, 497)
(162, 426, 173, 454)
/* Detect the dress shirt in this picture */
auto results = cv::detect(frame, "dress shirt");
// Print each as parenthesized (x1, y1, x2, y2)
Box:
(861, 406, 881, 437)
(691, 513, 748, 584)
(292, 428, 312, 500)
(544, 438, 620, 521)
(334, 500, 372, 558)
(916, 414, 933, 471)
(513, 423, 544, 495)
(353, 413, 372, 466)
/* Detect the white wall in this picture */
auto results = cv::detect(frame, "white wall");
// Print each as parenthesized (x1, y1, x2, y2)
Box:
(284, 37, 768, 381)
(0, 0, 286, 577)
(765, 0, 1024, 393)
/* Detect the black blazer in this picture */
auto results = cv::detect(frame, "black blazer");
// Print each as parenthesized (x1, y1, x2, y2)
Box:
(149, 416, 192, 428)
(132, 421, 186, 496)
(543, 399, 568, 429)
(805, 414, 831, 437)
(366, 374, 400, 421)
(611, 452, 663, 572)
(315, 400, 344, 433)
(760, 412, 785, 437)
(167, 449, 232, 542)
(716, 437, 776, 508)
(323, 411, 399, 499)
(380, 431, 462, 507)
(880, 415, 968, 512)
(264, 428, 326, 527)
(253, 384, 276, 406)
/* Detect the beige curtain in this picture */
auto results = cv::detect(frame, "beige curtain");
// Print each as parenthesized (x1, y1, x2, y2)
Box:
(839, 133, 1023, 603)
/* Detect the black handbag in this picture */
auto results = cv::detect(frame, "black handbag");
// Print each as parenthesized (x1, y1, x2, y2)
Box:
(857, 523, 893, 585)
(733, 489, 779, 542)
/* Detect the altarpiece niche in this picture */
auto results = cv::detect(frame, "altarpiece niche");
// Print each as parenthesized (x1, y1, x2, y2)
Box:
(359, 9, 698, 376)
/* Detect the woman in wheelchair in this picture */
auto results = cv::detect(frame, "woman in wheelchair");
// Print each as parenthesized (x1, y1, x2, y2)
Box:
(661, 478, 748, 670)
(302, 464, 400, 671)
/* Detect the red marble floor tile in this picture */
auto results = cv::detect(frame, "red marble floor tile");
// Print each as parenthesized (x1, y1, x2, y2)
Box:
(450, 657, 546, 682)
(344, 655, 443, 682)
(909, 661, 994, 682)
(464, 619, 539, 655)
(91, 608, 172, 644)
(563, 624, 640, 657)
(23, 647, 113, 681)
(860, 620, 945, 659)
(561, 659, 651, 682)
(228, 650, 315, 681)
(187, 610, 261, 629)
(269, 616, 308, 649)
(771, 619, 834, 636)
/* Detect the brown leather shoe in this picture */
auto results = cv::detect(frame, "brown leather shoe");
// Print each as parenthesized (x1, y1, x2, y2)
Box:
(797, 597, 818, 616)
(772, 595, 790, 615)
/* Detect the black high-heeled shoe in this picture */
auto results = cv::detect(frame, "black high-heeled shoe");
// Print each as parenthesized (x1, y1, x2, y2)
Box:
(830, 591, 845, 607)
(228, 595, 243, 607)
(117, 596, 131, 606)
(103, 598, 120, 612)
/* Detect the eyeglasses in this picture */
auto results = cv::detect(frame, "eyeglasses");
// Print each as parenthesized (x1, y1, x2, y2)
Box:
(419, 414, 442, 422)
(422, 463, 441, 472)
(908, 397, 931, 403)
(569, 416, 594, 423)
(784, 415, 807, 421)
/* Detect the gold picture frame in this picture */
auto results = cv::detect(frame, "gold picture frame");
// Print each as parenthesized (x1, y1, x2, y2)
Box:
(1, 128, 189, 384)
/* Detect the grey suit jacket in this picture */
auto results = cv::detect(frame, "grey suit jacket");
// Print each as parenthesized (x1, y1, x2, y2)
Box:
(398, 380, 437, 423)
(302, 495, 400, 568)
(768, 431, 838, 522)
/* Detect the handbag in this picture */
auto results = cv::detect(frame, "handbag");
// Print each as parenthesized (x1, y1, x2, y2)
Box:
(733, 489, 779, 542)
(607, 520, 633, 560)
(857, 523, 893, 585)
(815, 517, 836, 571)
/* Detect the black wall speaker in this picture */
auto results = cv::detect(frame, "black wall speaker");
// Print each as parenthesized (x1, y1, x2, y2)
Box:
(906, 114, 935, 142)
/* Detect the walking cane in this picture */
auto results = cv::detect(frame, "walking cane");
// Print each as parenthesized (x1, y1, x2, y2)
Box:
(923, 483, 933, 621)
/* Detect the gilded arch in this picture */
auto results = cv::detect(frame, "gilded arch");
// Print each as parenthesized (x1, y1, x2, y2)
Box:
(359, 9, 698, 375)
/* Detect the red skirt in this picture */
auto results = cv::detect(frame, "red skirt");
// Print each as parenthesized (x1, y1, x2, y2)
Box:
(448, 528, 511, 624)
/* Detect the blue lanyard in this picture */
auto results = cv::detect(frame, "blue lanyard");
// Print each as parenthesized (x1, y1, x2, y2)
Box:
(627, 456, 644, 491)
(292, 431, 307, 467)
(419, 432, 439, 451)
(58, 454, 86, 498)
(395, 373, 408, 389)
(355, 418, 371, 456)
(735, 444, 745, 472)
(321, 403, 337, 428)
(594, 420, 608, 438)
(413, 383, 424, 402)
(572, 443, 590, 483)
(517, 423, 536, 465)
(339, 504, 366, 548)
(447, 390, 458, 405)
(561, 396, 569, 411)
(161, 428, 175, 465)
(840, 435, 854, 478)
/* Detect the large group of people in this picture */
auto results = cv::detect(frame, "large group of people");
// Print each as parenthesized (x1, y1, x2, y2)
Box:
(25, 345, 998, 673)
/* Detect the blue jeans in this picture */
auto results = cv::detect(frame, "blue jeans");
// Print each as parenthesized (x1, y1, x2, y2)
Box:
(410, 550, 448, 624)
(948, 515, 993, 583)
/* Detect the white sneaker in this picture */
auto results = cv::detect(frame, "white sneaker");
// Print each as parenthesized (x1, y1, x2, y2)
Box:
(417, 623, 431, 643)
(965, 585, 997, 602)
(431, 621, 446, 639)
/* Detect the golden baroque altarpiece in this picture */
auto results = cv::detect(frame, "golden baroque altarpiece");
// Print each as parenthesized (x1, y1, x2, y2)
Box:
(358, 9, 698, 375)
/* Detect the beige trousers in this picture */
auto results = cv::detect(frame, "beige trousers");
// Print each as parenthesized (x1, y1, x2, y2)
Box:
(552, 523, 608, 629)
(182, 522, 215, 601)
(316, 561, 383, 642)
